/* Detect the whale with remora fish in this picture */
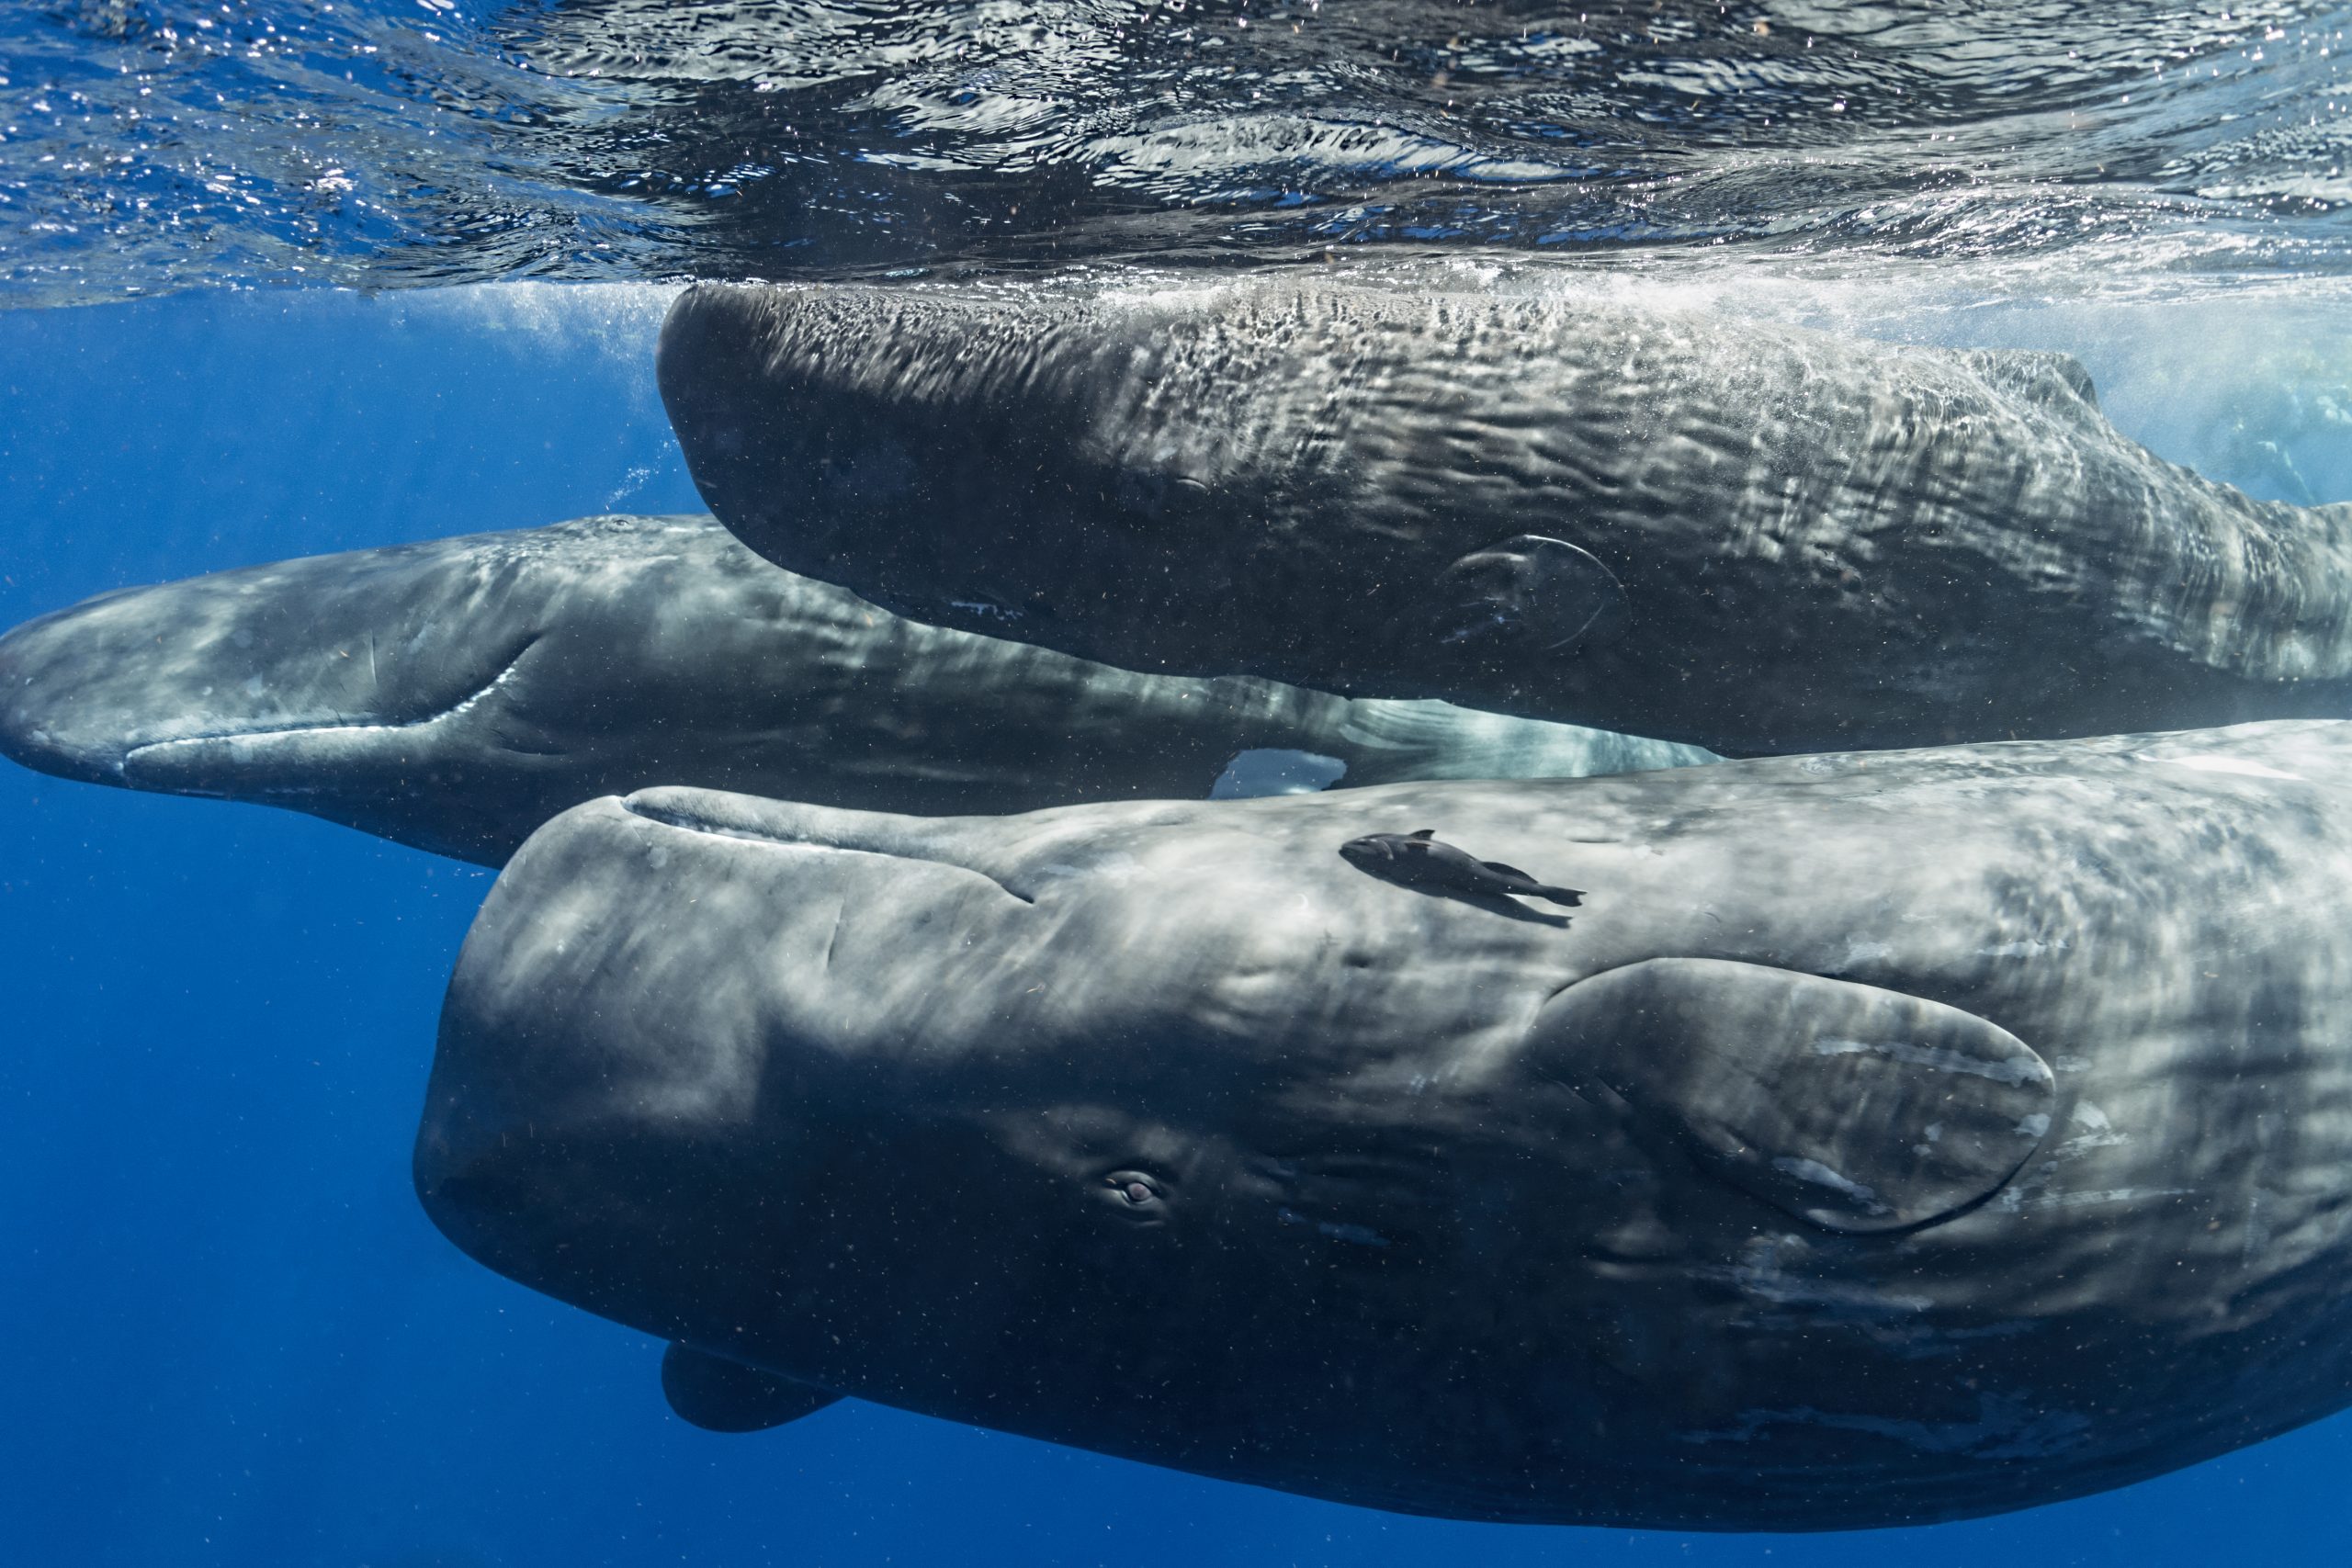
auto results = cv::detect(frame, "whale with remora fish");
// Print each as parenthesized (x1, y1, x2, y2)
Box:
(659, 276, 2352, 755)
(418, 719, 2352, 1529)
(0, 513, 1710, 864)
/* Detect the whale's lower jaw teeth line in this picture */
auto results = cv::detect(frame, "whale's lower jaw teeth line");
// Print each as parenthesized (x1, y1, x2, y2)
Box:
(620, 795, 815, 846)
(115, 637, 539, 782)
(619, 795, 1037, 907)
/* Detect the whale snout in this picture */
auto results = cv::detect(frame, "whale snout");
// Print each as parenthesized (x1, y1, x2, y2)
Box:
(413, 1055, 823, 1331)
(658, 286, 1025, 587)
(417, 892, 808, 1317)
(0, 598, 148, 784)
(0, 570, 393, 791)
(415, 791, 1008, 1327)
(416, 790, 1026, 1264)
(0, 543, 572, 863)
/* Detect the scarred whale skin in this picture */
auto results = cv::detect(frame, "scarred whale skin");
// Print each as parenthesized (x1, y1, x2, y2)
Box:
(0, 513, 1708, 863)
(659, 276, 2352, 755)
(419, 719, 2352, 1529)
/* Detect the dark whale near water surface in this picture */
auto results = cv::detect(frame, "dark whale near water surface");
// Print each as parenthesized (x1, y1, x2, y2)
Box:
(420, 719, 2352, 1529)
(659, 276, 2352, 755)
(0, 513, 1709, 863)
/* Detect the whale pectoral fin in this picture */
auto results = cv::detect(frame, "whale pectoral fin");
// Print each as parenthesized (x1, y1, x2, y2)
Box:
(1960, 347, 2103, 413)
(660, 1342, 844, 1433)
(1530, 958, 2053, 1234)
(1434, 535, 1629, 653)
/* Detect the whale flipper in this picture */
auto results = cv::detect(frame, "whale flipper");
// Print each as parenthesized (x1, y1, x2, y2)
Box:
(661, 1342, 843, 1432)
(1532, 958, 2053, 1234)
(1435, 536, 1629, 654)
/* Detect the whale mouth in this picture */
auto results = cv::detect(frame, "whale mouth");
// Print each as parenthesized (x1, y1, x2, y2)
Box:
(107, 634, 544, 793)
(619, 788, 1038, 907)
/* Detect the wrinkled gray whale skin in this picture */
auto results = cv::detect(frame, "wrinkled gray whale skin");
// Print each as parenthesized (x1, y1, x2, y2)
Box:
(660, 276, 2352, 755)
(0, 513, 1710, 864)
(418, 718, 2352, 1529)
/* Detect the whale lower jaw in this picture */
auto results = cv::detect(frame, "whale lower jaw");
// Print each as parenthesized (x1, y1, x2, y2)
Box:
(106, 638, 543, 791)
(620, 789, 1038, 907)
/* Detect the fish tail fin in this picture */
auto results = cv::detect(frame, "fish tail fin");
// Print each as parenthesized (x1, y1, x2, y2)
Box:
(1478, 860, 1588, 905)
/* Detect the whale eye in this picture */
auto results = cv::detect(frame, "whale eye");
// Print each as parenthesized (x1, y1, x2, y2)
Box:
(1103, 1169, 1164, 1208)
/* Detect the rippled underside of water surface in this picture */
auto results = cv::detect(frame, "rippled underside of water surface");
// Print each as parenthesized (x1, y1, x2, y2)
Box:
(5, 0, 2350, 302)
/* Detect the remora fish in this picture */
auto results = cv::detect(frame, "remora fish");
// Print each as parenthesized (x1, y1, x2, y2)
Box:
(658, 276, 2352, 754)
(1340, 828, 1585, 908)
(0, 513, 1711, 863)
(421, 719, 2352, 1529)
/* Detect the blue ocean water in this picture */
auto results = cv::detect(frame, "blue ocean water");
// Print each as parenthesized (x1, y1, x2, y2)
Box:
(1, 276, 2348, 1567)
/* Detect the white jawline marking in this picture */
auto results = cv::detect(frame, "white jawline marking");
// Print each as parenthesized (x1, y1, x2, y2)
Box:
(623, 797, 1037, 907)
(119, 638, 537, 777)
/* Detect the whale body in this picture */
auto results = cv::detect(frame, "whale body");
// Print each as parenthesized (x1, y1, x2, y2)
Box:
(0, 513, 1709, 863)
(418, 719, 2352, 1529)
(660, 276, 2352, 754)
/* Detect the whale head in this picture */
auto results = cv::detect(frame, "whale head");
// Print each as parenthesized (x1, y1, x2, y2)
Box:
(655, 281, 1386, 672)
(0, 515, 808, 863)
(413, 784, 1605, 1472)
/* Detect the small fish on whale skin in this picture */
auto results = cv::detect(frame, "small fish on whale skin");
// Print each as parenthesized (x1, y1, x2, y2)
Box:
(1339, 829, 1585, 908)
